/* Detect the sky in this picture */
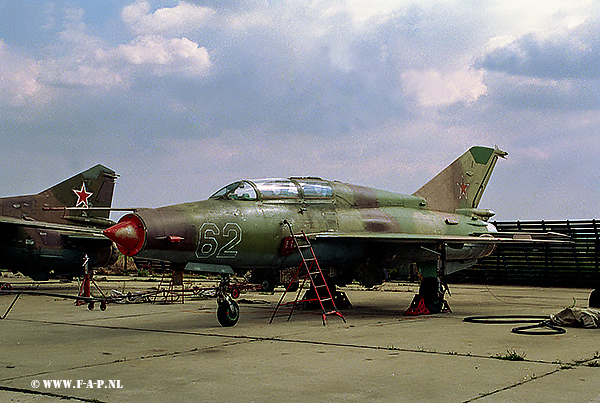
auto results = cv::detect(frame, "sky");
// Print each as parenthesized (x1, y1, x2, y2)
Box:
(0, 0, 598, 221)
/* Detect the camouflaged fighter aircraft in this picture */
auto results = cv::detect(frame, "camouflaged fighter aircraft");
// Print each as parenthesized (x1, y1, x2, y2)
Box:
(0, 165, 118, 280)
(103, 146, 564, 327)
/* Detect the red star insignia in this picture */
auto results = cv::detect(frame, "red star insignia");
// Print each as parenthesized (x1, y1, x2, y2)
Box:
(73, 183, 93, 207)
(457, 179, 469, 200)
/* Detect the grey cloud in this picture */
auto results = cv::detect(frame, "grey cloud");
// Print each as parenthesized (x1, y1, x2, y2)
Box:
(480, 71, 600, 112)
(478, 21, 600, 80)
(0, 1, 489, 139)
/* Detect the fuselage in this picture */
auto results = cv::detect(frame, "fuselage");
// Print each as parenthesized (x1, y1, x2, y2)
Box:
(107, 178, 497, 284)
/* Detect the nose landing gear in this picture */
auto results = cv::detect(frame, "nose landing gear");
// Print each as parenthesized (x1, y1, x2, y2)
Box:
(216, 274, 239, 327)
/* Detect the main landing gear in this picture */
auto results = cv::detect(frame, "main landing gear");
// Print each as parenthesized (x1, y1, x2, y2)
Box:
(216, 274, 239, 327)
(405, 243, 451, 316)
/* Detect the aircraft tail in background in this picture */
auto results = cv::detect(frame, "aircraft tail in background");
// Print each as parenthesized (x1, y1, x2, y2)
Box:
(37, 164, 118, 225)
(1, 165, 117, 227)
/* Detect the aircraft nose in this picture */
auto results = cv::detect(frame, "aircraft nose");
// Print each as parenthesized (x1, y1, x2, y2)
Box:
(103, 214, 146, 256)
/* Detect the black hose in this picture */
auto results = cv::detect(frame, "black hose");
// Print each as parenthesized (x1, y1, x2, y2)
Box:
(511, 320, 566, 335)
(463, 315, 566, 335)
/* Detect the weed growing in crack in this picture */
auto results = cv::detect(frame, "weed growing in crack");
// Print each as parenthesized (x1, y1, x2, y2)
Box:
(492, 349, 526, 361)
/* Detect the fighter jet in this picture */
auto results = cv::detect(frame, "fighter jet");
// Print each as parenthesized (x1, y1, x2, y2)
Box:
(103, 146, 564, 327)
(0, 165, 119, 281)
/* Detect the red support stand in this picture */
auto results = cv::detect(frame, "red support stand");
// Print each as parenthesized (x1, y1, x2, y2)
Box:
(404, 294, 452, 316)
(75, 255, 108, 310)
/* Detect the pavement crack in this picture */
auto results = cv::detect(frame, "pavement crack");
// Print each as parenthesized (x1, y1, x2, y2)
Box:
(0, 384, 108, 402)
(1, 340, 259, 383)
(4, 317, 567, 366)
(463, 352, 600, 403)
(463, 366, 563, 402)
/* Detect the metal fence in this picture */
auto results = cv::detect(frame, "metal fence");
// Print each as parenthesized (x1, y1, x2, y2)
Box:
(447, 219, 600, 287)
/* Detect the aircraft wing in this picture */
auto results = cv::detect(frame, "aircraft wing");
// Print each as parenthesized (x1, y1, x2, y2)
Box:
(0, 215, 108, 238)
(310, 231, 571, 244)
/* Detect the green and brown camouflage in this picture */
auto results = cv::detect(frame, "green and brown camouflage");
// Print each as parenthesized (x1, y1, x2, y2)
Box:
(0, 165, 118, 280)
(105, 146, 572, 326)
(104, 146, 509, 289)
(415, 146, 508, 214)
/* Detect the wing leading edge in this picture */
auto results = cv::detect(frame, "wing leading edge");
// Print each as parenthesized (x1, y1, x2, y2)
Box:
(0, 215, 107, 237)
(311, 231, 571, 244)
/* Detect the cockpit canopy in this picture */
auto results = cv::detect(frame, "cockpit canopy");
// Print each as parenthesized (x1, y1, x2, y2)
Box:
(210, 178, 333, 201)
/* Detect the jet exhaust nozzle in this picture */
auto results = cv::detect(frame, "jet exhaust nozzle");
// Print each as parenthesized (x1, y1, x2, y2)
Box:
(103, 214, 146, 256)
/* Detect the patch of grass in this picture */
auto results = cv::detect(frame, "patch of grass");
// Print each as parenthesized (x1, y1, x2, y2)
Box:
(493, 349, 526, 361)
(136, 268, 150, 277)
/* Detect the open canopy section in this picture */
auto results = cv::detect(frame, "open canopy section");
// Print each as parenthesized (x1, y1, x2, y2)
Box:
(209, 178, 333, 201)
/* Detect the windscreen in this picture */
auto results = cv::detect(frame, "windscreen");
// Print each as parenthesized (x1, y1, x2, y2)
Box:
(209, 181, 257, 200)
(252, 179, 299, 199)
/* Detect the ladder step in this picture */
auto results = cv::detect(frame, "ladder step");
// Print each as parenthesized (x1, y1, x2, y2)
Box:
(271, 222, 345, 325)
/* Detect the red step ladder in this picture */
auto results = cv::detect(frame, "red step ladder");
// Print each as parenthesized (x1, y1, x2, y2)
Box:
(270, 222, 345, 325)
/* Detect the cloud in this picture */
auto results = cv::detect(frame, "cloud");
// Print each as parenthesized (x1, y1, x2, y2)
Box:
(0, 3, 214, 108)
(401, 69, 487, 107)
(478, 20, 600, 80)
(122, 1, 216, 35)
(0, 40, 53, 105)
(0, 0, 598, 221)
(112, 35, 211, 77)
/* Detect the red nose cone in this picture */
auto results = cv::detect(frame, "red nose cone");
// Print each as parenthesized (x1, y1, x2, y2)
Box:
(103, 214, 146, 256)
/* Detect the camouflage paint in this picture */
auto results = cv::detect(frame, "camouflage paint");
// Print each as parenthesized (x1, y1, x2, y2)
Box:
(106, 147, 505, 287)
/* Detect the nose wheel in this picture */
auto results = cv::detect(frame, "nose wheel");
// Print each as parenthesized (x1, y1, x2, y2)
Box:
(217, 296, 239, 327)
(216, 274, 240, 327)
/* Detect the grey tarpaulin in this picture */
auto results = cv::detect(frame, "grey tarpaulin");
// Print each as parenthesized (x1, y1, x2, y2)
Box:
(551, 307, 600, 328)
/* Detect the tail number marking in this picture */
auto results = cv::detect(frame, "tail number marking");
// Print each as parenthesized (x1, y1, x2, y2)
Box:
(196, 223, 242, 259)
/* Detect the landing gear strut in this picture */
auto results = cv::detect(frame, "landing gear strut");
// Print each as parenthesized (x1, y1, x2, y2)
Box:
(216, 274, 239, 327)
(405, 242, 451, 316)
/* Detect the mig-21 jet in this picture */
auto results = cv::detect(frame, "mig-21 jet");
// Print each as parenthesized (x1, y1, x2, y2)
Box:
(103, 146, 567, 327)
(0, 165, 118, 281)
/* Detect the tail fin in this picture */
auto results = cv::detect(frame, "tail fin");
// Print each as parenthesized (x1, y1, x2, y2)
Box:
(413, 146, 507, 213)
(38, 165, 118, 220)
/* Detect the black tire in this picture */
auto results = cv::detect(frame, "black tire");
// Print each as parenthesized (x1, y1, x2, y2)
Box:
(419, 277, 443, 313)
(0, 283, 12, 291)
(590, 289, 600, 308)
(217, 298, 239, 327)
(261, 278, 275, 292)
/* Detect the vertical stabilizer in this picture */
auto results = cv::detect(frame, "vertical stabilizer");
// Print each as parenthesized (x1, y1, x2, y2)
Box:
(413, 146, 507, 213)
(38, 165, 118, 220)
